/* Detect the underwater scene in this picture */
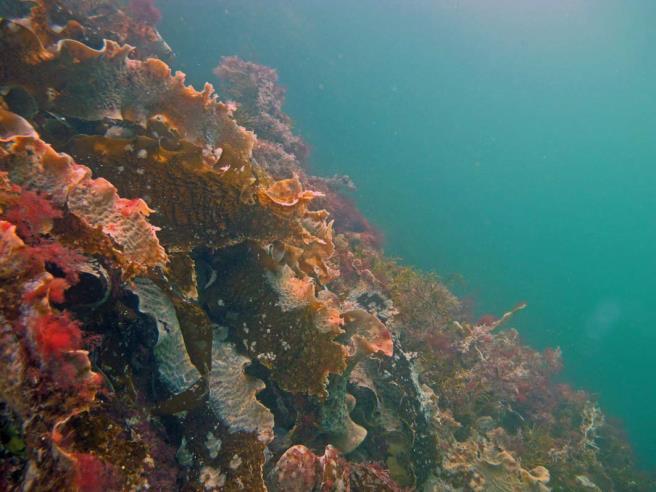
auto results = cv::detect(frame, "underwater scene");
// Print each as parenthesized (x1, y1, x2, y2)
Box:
(0, 0, 655, 490)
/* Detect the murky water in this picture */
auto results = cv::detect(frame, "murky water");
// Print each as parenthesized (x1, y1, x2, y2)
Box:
(160, 0, 656, 467)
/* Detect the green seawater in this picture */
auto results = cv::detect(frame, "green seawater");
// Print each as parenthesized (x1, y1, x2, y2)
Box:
(158, 0, 656, 467)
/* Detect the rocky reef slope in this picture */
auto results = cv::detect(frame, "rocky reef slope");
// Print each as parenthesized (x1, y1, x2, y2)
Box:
(0, 1, 652, 490)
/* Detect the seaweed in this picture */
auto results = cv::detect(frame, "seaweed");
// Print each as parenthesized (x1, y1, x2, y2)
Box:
(0, 3, 653, 491)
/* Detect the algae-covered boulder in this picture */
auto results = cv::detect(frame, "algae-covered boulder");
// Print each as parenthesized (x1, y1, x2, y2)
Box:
(0, 2, 652, 491)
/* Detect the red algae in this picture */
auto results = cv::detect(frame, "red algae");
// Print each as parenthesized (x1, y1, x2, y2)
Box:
(28, 242, 86, 284)
(74, 453, 119, 492)
(32, 313, 82, 359)
(4, 189, 62, 240)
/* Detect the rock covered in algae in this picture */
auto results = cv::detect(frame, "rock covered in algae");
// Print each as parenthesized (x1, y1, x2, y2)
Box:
(200, 242, 348, 398)
(26, 0, 172, 60)
(0, 105, 179, 488)
(442, 428, 551, 491)
(0, 1, 653, 491)
(269, 444, 401, 491)
(0, 110, 167, 276)
(214, 55, 309, 164)
(68, 134, 328, 259)
(0, 222, 105, 489)
(0, 18, 248, 154)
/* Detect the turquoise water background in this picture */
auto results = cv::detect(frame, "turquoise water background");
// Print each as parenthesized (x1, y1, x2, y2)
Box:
(158, 0, 656, 467)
